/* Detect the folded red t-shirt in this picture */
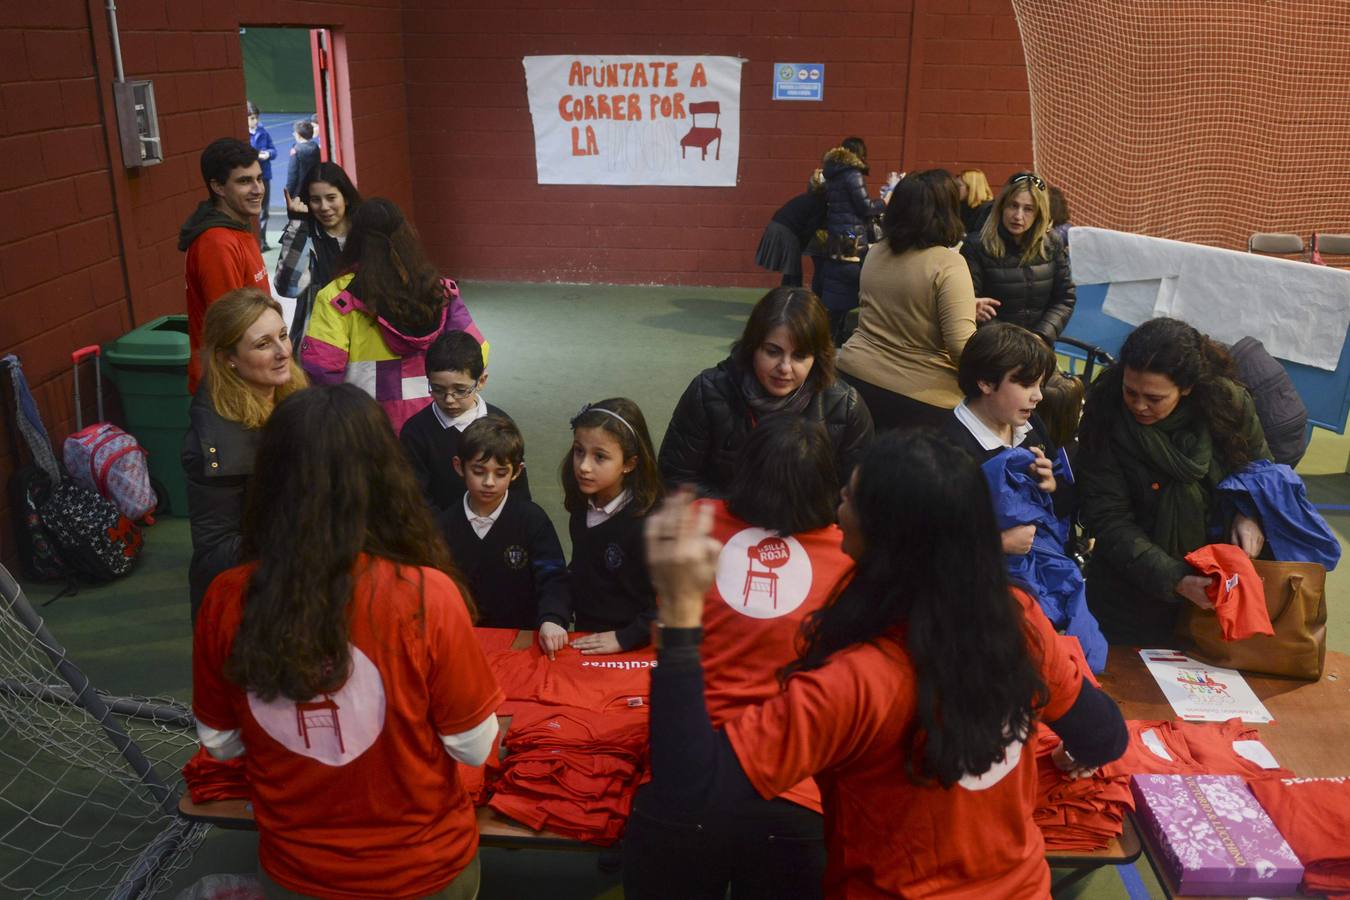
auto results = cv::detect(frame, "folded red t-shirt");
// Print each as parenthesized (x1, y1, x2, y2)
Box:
(1183, 544, 1274, 640)
(1248, 777, 1350, 896)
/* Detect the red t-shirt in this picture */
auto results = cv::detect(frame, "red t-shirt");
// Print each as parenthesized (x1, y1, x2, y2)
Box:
(185, 225, 270, 393)
(700, 500, 853, 813)
(725, 588, 1082, 900)
(193, 555, 504, 899)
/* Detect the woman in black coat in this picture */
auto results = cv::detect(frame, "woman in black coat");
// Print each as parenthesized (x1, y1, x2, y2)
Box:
(961, 172, 1076, 345)
(818, 137, 897, 344)
(182, 288, 307, 620)
(658, 287, 874, 496)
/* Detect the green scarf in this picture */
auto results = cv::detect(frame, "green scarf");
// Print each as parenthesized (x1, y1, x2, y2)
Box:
(1116, 401, 1213, 557)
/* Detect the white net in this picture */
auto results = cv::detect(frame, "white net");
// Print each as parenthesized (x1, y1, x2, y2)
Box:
(1010, 0, 1350, 252)
(0, 565, 208, 898)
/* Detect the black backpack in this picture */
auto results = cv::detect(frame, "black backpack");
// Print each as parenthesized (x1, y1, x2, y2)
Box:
(1229, 336, 1309, 467)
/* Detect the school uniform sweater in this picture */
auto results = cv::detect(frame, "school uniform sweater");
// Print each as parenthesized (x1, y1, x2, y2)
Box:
(438, 492, 566, 630)
(399, 401, 531, 512)
(538, 506, 655, 651)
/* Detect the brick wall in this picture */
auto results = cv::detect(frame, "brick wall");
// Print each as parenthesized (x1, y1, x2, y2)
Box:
(402, 0, 1033, 286)
(0, 0, 414, 566)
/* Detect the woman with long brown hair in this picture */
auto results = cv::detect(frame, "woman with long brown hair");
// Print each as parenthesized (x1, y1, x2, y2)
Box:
(300, 197, 486, 432)
(182, 288, 307, 619)
(192, 384, 502, 899)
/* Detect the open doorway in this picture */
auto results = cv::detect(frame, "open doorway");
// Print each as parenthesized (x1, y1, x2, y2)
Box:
(240, 26, 348, 323)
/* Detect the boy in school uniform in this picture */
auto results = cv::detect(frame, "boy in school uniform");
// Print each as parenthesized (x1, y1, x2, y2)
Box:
(438, 416, 567, 630)
(400, 330, 531, 512)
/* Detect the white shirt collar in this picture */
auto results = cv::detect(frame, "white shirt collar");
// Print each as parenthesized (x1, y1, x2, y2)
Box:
(586, 489, 632, 528)
(432, 395, 487, 432)
(463, 490, 509, 538)
(954, 400, 1033, 452)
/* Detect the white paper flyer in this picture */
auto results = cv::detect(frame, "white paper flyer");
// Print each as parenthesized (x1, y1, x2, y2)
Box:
(1138, 649, 1274, 723)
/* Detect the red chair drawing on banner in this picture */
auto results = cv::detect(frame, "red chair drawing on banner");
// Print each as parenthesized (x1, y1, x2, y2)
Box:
(296, 696, 345, 754)
(680, 102, 723, 161)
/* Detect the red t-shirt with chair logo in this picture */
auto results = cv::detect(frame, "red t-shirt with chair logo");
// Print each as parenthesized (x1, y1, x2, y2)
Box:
(193, 555, 503, 899)
(700, 500, 854, 813)
(725, 588, 1082, 899)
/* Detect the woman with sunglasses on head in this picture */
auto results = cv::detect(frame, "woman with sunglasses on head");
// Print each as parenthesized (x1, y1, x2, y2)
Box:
(300, 197, 486, 433)
(643, 429, 1128, 899)
(961, 172, 1076, 345)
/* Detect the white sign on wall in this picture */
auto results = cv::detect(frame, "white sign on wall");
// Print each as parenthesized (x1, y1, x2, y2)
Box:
(522, 54, 744, 186)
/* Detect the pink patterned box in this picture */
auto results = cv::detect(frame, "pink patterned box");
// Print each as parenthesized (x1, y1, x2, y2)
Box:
(1130, 775, 1304, 895)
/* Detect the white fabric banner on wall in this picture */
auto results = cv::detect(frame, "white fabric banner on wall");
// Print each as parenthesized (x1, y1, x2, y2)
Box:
(522, 55, 744, 186)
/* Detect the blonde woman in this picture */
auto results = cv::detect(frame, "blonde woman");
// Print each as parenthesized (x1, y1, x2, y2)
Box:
(960, 172, 1076, 344)
(182, 288, 307, 619)
(957, 168, 994, 234)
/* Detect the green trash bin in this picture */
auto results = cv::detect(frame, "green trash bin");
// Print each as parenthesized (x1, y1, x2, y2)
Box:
(103, 315, 192, 516)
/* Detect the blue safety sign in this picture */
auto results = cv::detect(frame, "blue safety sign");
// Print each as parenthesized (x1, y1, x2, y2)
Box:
(773, 62, 824, 101)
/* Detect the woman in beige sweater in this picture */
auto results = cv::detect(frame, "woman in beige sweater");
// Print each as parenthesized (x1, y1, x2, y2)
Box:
(837, 170, 977, 431)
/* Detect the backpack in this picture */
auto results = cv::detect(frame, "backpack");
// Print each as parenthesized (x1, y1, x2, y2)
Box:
(7, 462, 68, 582)
(38, 479, 143, 581)
(1230, 336, 1310, 468)
(63, 347, 157, 521)
(64, 423, 156, 521)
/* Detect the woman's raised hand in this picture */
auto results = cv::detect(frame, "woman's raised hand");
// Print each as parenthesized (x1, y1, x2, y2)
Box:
(974, 297, 1001, 323)
(645, 490, 720, 629)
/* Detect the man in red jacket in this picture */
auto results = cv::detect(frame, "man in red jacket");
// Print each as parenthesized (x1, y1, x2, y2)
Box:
(179, 138, 271, 393)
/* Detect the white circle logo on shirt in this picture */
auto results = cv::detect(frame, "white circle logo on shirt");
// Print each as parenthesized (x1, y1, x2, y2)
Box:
(714, 528, 813, 620)
(957, 737, 1024, 791)
(247, 643, 387, 767)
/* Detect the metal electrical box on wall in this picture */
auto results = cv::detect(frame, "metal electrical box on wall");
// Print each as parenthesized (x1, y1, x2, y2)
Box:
(113, 80, 163, 168)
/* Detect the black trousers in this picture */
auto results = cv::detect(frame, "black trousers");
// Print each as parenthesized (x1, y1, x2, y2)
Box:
(622, 782, 825, 900)
(839, 371, 952, 432)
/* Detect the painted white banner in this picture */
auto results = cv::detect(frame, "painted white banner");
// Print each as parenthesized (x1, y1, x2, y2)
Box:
(523, 54, 744, 186)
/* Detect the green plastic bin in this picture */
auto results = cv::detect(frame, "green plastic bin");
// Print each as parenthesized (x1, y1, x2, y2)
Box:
(104, 315, 192, 516)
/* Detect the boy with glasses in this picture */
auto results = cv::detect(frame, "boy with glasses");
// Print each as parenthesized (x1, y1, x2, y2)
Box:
(400, 330, 531, 512)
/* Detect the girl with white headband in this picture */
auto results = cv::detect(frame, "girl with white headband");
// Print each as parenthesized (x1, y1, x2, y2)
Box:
(537, 397, 665, 656)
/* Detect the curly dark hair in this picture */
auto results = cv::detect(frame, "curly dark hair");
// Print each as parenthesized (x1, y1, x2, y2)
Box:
(782, 430, 1048, 787)
(1078, 317, 1261, 471)
(228, 384, 468, 702)
(338, 197, 449, 336)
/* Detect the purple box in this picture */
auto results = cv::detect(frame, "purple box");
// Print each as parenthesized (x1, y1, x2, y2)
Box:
(1130, 775, 1304, 896)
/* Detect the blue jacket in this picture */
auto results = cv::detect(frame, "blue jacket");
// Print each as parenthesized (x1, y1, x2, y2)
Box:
(249, 125, 276, 181)
(1216, 460, 1340, 571)
(983, 447, 1108, 672)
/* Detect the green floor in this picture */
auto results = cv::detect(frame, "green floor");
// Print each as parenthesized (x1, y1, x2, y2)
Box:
(9, 281, 1350, 897)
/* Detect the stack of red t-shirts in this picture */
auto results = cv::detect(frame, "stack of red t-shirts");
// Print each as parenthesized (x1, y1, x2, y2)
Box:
(487, 703, 649, 845)
(485, 637, 655, 715)
(1034, 718, 1292, 851)
(1248, 777, 1350, 898)
(181, 745, 249, 803)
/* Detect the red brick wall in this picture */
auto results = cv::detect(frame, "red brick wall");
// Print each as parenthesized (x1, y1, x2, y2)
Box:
(403, 0, 1033, 286)
(0, 0, 413, 565)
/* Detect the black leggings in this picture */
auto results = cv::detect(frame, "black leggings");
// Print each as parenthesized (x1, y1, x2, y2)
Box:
(839, 372, 952, 432)
(622, 782, 825, 900)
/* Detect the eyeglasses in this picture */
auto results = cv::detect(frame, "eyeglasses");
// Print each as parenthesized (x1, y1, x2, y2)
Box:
(428, 383, 479, 400)
(1009, 171, 1046, 190)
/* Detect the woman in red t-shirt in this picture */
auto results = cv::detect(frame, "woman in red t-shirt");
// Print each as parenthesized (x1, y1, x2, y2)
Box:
(193, 384, 503, 900)
(645, 429, 1129, 899)
(624, 415, 853, 899)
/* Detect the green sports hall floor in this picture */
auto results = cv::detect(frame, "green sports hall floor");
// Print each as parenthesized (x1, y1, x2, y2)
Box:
(13, 281, 1350, 898)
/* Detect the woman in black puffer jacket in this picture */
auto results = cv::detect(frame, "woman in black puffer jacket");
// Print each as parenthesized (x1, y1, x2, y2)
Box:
(659, 287, 874, 496)
(818, 137, 896, 344)
(960, 172, 1076, 345)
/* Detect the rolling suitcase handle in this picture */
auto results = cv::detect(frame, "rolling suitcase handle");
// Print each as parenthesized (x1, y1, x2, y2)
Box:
(71, 346, 103, 433)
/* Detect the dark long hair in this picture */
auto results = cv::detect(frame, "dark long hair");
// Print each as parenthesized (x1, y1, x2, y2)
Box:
(783, 430, 1048, 786)
(884, 169, 965, 254)
(338, 197, 448, 335)
(299, 161, 361, 221)
(227, 384, 466, 702)
(1078, 317, 1259, 471)
(731, 287, 836, 389)
(560, 398, 664, 516)
(726, 415, 838, 535)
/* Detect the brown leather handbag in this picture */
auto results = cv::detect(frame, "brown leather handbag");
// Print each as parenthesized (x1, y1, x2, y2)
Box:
(1180, 559, 1327, 681)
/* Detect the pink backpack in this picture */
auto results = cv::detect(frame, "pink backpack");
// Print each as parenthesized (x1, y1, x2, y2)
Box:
(62, 347, 157, 522)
